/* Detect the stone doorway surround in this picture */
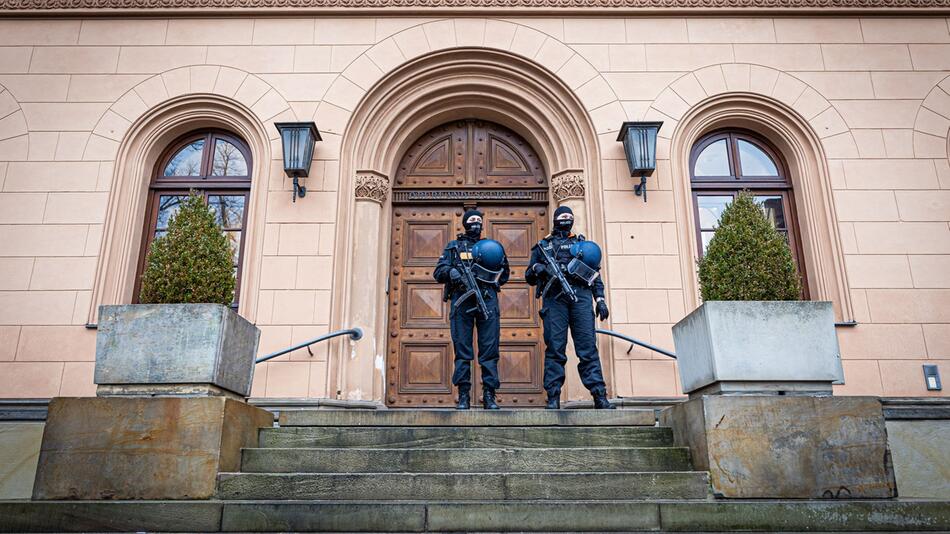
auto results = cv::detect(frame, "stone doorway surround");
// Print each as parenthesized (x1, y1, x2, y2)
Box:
(330, 48, 609, 403)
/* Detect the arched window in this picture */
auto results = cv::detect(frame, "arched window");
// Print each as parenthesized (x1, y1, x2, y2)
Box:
(135, 130, 252, 307)
(689, 129, 808, 294)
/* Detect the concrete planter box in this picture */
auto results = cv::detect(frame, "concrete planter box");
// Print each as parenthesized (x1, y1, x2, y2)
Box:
(95, 304, 260, 398)
(672, 301, 843, 395)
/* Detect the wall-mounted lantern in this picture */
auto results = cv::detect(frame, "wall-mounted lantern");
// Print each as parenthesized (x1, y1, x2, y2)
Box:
(275, 122, 321, 202)
(617, 121, 663, 202)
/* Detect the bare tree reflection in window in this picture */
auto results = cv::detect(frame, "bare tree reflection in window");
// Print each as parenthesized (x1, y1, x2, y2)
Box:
(163, 140, 204, 176)
(212, 140, 248, 176)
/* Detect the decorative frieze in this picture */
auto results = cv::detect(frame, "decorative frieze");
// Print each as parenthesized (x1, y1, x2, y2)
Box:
(551, 171, 585, 203)
(2, 0, 946, 8)
(354, 171, 390, 204)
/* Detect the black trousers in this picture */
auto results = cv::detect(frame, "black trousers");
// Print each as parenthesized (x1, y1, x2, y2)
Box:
(540, 286, 607, 396)
(449, 290, 501, 391)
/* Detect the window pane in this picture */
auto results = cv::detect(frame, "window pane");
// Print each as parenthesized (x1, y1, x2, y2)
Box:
(737, 139, 779, 176)
(755, 195, 787, 229)
(163, 140, 205, 176)
(211, 139, 248, 176)
(697, 195, 733, 229)
(208, 195, 246, 230)
(701, 231, 715, 253)
(225, 231, 242, 265)
(155, 195, 188, 230)
(693, 139, 731, 177)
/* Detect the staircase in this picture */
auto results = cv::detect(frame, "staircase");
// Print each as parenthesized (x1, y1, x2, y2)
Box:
(3, 409, 948, 532)
(219, 409, 705, 512)
(210, 409, 946, 532)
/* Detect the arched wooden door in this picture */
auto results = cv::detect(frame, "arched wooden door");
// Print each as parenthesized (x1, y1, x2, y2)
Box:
(387, 120, 549, 408)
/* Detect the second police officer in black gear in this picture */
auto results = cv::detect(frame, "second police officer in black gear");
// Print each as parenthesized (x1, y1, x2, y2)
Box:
(525, 205, 615, 410)
(433, 209, 510, 410)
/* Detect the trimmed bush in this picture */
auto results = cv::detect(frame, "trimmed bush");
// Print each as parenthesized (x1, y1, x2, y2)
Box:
(139, 193, 235, 305)
(698, 192, 802, 301)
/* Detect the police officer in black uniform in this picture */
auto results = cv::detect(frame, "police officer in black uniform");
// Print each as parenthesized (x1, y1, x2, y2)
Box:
(434, 209, 511, 410)
(525, 205, 614, 409)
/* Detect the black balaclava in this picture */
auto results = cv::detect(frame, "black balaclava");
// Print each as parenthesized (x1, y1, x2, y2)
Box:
(462, 209, 484, 239)
(553, 205, 574, 235)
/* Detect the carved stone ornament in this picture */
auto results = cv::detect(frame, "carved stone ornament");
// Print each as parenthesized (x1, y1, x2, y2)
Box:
(551, 172, 586, 203)
(354, 172, 390, 204)
(2, 0, 947, 8)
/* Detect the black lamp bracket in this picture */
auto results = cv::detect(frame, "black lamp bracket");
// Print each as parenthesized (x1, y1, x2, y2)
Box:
(292, 176, 307, 203)
(634, 174, 648, 202)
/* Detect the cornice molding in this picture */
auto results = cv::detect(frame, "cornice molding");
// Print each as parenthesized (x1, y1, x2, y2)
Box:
(2, 0, 948, 10)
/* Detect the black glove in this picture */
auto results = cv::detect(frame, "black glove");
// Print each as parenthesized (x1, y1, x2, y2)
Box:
(449, 268, 462, 282)
(531, 263, 547, 275)
(595, 299, 609, 321)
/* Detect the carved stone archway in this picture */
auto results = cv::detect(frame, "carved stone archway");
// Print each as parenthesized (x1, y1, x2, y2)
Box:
(329, 48, 608, 402)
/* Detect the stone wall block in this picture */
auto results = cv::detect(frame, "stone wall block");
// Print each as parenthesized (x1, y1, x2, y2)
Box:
(886, 420, 950, 499)
(32, 397, 272, 500)
(686, 17, 774, 43)
(535, 38, 574, 73)
(0, 422, 44, 499)
(913, 131, 948, 158)
(822, 44, 913, 71)
(909, 255, 950, 288)
(365, 39, 406, 73)
(661, 395, 897, 499)
(166, 18, 254, 46)
(421, 20, 458, 52)
(454, 18, 486, 47)
(392, 25, 431, 60)
(341, 55, 384, 91)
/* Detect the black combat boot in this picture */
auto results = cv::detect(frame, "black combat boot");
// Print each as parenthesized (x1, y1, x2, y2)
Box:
(545, 389, 561, 410)
(592, 391, 616, 409)
(482, 388, 500, 410)
(456, 388, 471, 410)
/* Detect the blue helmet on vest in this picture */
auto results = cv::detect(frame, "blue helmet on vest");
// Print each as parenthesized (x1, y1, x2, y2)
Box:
(570, 240, 602, 270)
(472, 239, 505, 270)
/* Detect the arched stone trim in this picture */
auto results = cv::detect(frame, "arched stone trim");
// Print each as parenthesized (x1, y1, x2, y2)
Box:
(329, 47, 610, 402)
(913, 75, 950, 159)
(0, 83, 28, 161)
(666, 92, 854, 322)
(87, 93, 278, 325)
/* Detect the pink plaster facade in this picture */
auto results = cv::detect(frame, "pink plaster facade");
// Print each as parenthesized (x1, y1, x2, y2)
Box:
(0, 13, 948, 401)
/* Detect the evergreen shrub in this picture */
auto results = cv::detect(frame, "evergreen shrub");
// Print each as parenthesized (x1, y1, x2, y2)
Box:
(698, 192, 802, 301)
(139, 193, 235, 306)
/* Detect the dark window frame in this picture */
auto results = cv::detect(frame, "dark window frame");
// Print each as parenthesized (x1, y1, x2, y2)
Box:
(689, 129, 809, 298)
(134, 129, 252, 308)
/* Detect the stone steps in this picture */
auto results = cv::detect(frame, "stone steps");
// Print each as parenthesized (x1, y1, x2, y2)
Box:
(278, 408, 655, 427)
(259, 425, 674, 448)
(240, 446, 693, 473)
(215, 471, 711, 500)
(3, 499, 949, 532)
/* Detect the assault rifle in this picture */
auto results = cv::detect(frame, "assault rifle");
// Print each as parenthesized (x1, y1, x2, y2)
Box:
(537, 240, 578, 303)
(449, 243, 493, 320)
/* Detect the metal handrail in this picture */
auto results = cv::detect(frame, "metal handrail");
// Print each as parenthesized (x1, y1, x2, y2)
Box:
(596, 328, 677, 360)
(256, 328, 363, 364)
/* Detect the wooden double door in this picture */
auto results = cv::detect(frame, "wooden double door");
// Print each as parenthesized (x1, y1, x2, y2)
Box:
(386, 120, 549, 407)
